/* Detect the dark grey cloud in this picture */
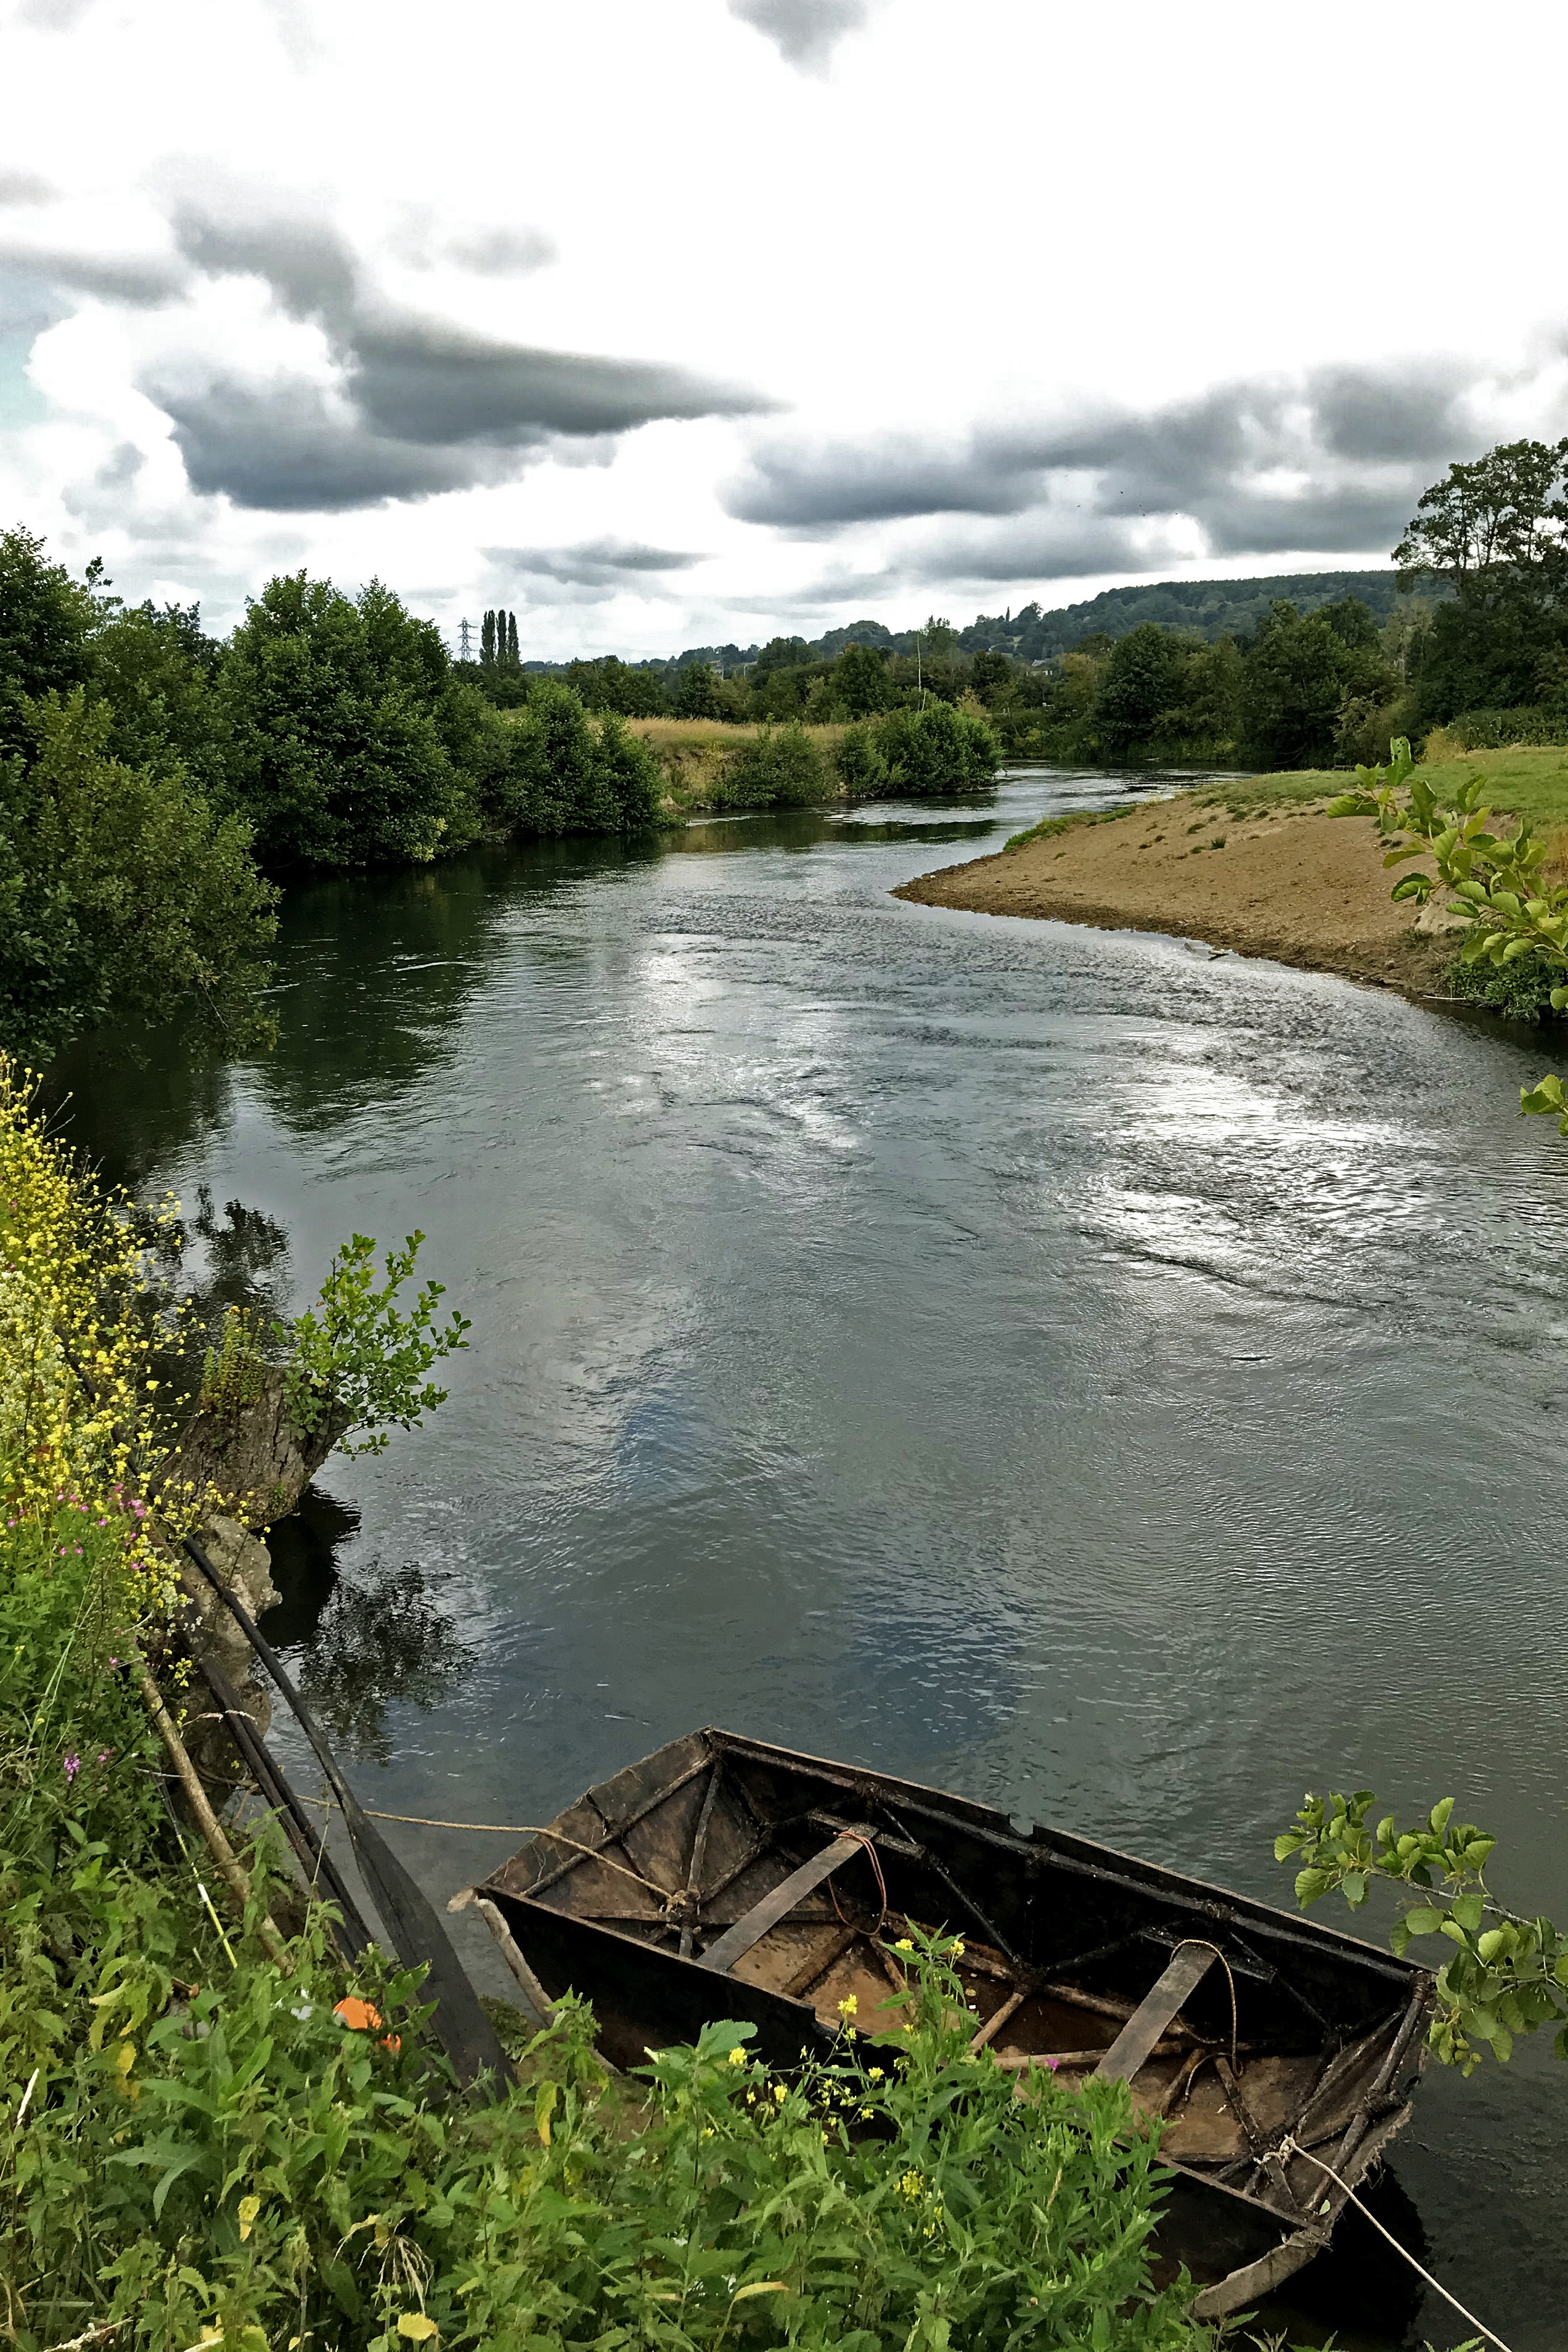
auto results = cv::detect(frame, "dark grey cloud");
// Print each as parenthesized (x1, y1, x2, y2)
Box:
(726, 359, 1495, 568)
(0, 240, 185, 305)
(145, 203, 772, 511)
(0, 170, 55, 205)
(171, 209, 357, 326)
(729, 0, 870, 70)
(487, 538, 704, 586)
(153, 377, 517, 511)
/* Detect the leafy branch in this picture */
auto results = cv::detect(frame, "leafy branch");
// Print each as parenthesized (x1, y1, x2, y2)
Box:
(1276, 1789, 1568, 2072)
(280, 1231, 471, 1457)
(1330, 735, 1568, 1129)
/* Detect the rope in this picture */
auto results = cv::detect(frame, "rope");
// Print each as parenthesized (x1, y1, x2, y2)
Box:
(1174, 1939, 1238, 2073)
(292, 1794, 672, 1899)
(829, 1832, 889, 1932)
(1276, 2135, 1511, 2352)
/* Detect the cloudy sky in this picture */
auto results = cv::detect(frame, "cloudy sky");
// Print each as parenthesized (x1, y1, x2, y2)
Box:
(3, 0, 1566, 656)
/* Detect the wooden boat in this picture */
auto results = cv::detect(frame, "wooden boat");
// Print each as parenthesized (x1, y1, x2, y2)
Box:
(465, 1728, 1432, 2319)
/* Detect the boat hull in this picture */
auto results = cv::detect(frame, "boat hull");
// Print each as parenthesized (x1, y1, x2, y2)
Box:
(471, 1728, 1431, 2317)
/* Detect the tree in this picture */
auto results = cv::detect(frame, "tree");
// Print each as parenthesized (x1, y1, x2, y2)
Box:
(1239, 600, 1390, 769)
(0, 693, 277, 1064)
(1093, 624, 1187, 757)
(833, 640, 890, 718)
(505, 611, 520, 669)
(480, 610, 496, 667)
(215, 574, 476, 870)
(674, 660, 720, 720)
(90, 599, 225, 792)
(1396, 439, 1568, 717)
(498, 682, 663, 836)
(968, 649, 1013, 708)
(0, 526, 97, 758)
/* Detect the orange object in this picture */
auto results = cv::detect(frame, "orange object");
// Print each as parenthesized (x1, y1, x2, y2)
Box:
(333, 1996, 401, 2052)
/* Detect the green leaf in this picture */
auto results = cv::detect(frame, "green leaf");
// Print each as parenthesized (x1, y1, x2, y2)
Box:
(1341, 1871, 1369, 1908)
(1429, 1797, 1455, 1835)
(1402, 1906, 1445, 1938)
(1273, 1833, 1304, 1861)
(1294, 1868, 1329, 1906)
(1452, 1892, 1485, 1934)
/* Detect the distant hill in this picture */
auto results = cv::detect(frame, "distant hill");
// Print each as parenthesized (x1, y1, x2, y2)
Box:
(517, 570, 1437, 676)
(955, 571, 1442, 663)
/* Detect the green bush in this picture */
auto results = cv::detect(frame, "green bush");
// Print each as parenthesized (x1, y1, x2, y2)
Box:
(714, 721, 833, 810)
(1435, 707, 1568, 752)
(499, 684, 664, 836)
(870, 703, 998, 793)
(215, 576, 484, 870)
(1443, 941, 1566, 1020)
(833, 724, 890, 797)
(0, 1882, 1212, 2352)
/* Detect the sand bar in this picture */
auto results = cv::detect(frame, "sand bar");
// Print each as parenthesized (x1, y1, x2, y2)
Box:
(895, 796, 1456, 994)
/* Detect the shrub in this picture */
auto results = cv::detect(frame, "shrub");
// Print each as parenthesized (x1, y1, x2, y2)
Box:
(834, 722, 890, 797)
(216, 576, 476, 870)
(870, 701, 999, 793)
(499, 685, 664, 835)
(714, 721, 833, 809)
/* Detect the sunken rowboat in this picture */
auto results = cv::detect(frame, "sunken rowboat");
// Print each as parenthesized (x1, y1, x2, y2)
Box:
(463, 1728, 1432, 2319)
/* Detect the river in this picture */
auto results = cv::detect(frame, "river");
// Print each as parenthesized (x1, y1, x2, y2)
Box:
(52, 766, 1568, 2346)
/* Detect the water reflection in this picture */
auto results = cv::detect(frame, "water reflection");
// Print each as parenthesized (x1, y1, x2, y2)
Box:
(264, 1490, 473, 1764)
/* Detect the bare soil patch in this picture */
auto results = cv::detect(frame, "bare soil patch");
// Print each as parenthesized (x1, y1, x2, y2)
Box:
(894, 798, 1458, 995)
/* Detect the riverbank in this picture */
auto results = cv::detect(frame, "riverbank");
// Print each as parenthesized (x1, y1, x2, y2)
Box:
(895, 746, 1568, 994)
(895, 794, 1456, 992)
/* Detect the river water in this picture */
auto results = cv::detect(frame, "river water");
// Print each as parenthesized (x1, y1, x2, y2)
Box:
(53, 767, 1568, 2346)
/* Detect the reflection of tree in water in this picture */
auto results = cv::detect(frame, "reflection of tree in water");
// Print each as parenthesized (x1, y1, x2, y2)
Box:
(38, 1034, 238, 1194)
(290, 1561, 473, 1765)
(187, 1185, 291, 1327)
(263, 1488, 473, 1764)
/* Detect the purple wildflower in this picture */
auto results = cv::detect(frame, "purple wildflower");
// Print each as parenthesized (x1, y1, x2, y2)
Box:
(63, 1754, 80, 1781)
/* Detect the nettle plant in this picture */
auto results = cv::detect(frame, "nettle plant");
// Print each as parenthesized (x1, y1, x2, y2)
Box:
(1277, 1791, 1568, 2073)
(1329, 734, 1568, 1126)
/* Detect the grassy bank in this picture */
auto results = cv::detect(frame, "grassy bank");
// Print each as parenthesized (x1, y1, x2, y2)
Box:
(1190, 741, 1568, 828)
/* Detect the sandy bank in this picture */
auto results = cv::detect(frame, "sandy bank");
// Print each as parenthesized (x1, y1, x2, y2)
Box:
(894, 796, 1458, 994)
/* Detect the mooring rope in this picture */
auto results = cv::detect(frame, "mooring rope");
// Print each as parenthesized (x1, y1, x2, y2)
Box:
(1275, 2134, 1511, 2351)
(293, 1793, 672, 1897)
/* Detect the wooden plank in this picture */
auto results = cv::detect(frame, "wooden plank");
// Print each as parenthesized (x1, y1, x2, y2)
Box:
(698, 1837, 862, 1975)
(1092, 1944, 1215, 2084)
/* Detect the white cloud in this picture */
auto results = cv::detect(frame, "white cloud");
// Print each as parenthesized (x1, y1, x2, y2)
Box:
(1, 0, 1567, 655)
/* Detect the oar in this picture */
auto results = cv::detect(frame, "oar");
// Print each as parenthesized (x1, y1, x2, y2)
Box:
(182, 1534, 510, 2093)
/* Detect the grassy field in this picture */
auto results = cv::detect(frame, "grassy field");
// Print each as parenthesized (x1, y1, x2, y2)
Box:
(1196, 743, 1568, 828)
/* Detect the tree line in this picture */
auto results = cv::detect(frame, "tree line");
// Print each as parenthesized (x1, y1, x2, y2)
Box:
(532, 439, 1568, 772)
(0, 532, 666, 1066)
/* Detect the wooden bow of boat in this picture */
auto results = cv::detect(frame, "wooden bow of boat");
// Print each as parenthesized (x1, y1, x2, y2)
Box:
(468, 1727, 1432, 2318)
